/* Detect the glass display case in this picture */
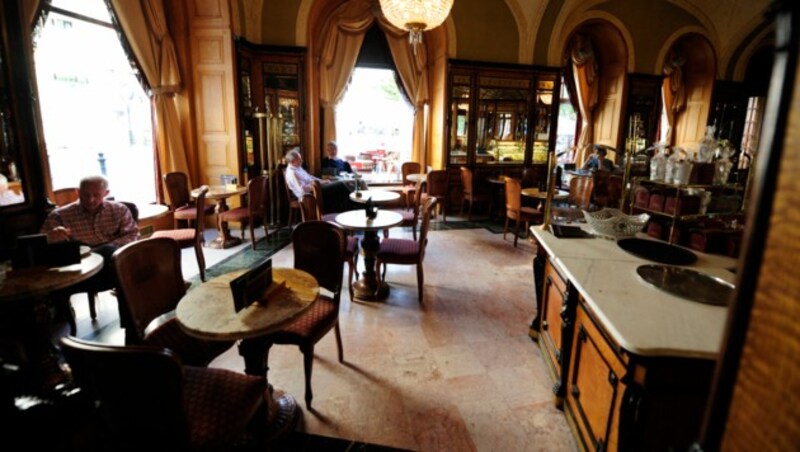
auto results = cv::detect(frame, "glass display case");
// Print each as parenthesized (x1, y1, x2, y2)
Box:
(445, 60, 560, 169)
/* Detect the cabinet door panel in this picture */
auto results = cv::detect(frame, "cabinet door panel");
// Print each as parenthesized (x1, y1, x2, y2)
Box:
(541, 261, 567, 370)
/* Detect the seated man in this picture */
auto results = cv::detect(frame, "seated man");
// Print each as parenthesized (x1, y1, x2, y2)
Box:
(321, 141, 353, 175)
(285, 148, 355, 214)
(582, 145, 615, 172)
(42, 175, 139, 291)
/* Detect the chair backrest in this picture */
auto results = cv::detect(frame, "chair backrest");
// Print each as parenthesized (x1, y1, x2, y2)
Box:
(300, 194, 321, 222)
(112, 237, 187, 340)
(60, 336, 190, 449)
(120, 201, 140, 223)
(280, 165, 299, 204)
(311, 180, 325, 218)
(425, 170, 448, 197)
(163, 172, 192, 209)
(418, 198, 437, 260)
(53, 187, 79, 206)
(569, 175, 594, 209)
(292, 221, 346, 295)
(247, 174, 269, 217)
(192, 186, 208, 239)
(505, 177, 523, 211)
(401, 161, 422, 185)
(459, 167, 474, 195)
(521, 166, 538, 189)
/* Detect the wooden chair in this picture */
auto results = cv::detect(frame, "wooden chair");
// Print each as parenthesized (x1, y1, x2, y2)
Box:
(400, 161, 422, 210)
(151, 186, 208, 281)
(552, 175, 595, 222)
(504, 177, 543, 247)
(460, 166, 490, 220)
(111, 236, 233, 364)
(299, 194, 359, 302)
(52, 187, 78, 206)
(60, 336, 267, 451)
(162, 172, 215, 229)
(259, 220, 347, 408)
(420, 169, 448, 222)
(218, 175, 269, 249)
(310, 179, 339, 222)
(376, 197, 437, 303)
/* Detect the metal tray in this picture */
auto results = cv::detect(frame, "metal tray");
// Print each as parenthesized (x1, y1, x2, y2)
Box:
(636, 264, 734, 306)
(617, 238, 698, 265)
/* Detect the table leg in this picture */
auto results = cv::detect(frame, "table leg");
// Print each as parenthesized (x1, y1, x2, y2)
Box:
(208, 198, 243, 249)
(351, 230, 391, 301)
(238, 338, 299, 440)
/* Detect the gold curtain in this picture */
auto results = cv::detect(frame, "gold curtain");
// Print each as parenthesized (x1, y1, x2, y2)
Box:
(662, 49, 686, 145)
(110, 0, 191, 187)
(318, 0, 430, 165)
(570, 33, 599, 165)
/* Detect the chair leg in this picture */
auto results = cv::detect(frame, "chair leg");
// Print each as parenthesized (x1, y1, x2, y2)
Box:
(412, 222, 418, 241)
(416, 263, 424, 303)
(249, 220, 256, 250)
(514, 219, 520, 247)
(302, 345, 314, 408)
(194, 241, 206, 282)
(503, 216, 510, 240)
(88, 292, 97, 320)
(334, 323, 344, 363)
(59, 295, 77, 336)
(347, 259, 355, 301)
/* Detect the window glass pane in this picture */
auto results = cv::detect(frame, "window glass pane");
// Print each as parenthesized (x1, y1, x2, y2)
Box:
(34, 7, 155, 204)
(335, 68, 413, 183)
(50, 0, 112, 24)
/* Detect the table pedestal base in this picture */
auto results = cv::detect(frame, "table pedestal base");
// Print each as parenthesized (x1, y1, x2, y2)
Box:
(352, 279, 390, 301)
(262, 388, 300, 441)
(207, 234, 242, 249)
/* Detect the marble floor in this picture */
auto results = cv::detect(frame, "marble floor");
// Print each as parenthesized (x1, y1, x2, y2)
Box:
(62, 220, 578, 452)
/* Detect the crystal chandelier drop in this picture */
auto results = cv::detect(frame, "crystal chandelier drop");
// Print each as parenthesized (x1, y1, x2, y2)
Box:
(379, 0, 453, 50)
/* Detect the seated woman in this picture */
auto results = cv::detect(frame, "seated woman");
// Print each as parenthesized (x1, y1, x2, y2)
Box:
(582, 145, 615, 172)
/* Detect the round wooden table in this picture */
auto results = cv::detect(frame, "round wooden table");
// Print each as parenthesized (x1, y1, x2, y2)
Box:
(406, 173, 426, 183)
(176, 267, 319, 439)
(349, 190, 401, 204)
(335, 209, 403, 301)
(192, 185, 247, 249)
(0, 253, 103, 392)
(521, 188, 570, 201)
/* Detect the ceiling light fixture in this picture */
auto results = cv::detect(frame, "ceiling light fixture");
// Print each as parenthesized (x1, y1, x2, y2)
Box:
(379, 0, 453, 51)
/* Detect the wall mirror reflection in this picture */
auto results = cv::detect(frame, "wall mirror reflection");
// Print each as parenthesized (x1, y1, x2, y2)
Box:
(477, 77, 529, 164)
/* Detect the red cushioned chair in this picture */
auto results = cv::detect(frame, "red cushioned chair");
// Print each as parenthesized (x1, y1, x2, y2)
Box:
(376, 197, 437, 303)
(258, 220, 347, 408)
(151, 186, 208, 281)
(60, 336, 267, 451)
(111, 236, 233, 365)
(218, 175, 270, 249)
(163, 172, 215, 229)
(420, 169, 448, 222)
(400, 161, 422, 210)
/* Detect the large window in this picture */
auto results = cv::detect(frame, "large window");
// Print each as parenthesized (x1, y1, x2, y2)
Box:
(34, 0, 155, 204)
(555, 79, 578, 164)
(334, 68, 413, 183)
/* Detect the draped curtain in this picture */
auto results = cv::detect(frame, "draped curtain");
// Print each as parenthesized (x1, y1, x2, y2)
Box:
(110, 0, 192, 191)
(662, 48, 687, 145)
(318, 0, 429, 164)
(562, 59, 581, 163)
(570, 33, 599, 166)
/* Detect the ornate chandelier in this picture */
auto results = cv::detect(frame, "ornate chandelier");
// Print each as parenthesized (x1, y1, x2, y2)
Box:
(379, 0, 453, 49)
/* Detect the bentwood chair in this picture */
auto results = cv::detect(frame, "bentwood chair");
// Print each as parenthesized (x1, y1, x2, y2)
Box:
(420, 169, 448, 222)
(376, 197, 437, 303)
(460, 166, 490, 220)
(151, 186, 208, 281)
(163, 172, 215, 229)
(52, 187, 79, 206)
(504, 177, 543, 247)
(218, 175, 270, 249)
(299, 194, 359, 301)
(310, 180, 339, 222)
(552, 174, 595, 222)
(400, 161, 422, 210)
(280, 167, 303, 228)
(60, 336, 267, 451)
(259, 221, 346, 408)
(112, 237, 233, 365)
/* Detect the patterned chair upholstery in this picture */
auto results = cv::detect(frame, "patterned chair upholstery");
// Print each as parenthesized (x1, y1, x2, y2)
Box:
(218, 175, 270, 249)
(60, 336, 267, 450)
(163, 172, 215, 229)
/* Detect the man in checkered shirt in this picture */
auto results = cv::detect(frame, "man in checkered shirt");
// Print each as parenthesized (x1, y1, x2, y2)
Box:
(42, 175, 139, 295)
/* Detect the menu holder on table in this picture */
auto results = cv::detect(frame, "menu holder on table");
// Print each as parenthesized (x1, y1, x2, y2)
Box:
(11, 234, 81, 268)
(230, 258, 273, 312)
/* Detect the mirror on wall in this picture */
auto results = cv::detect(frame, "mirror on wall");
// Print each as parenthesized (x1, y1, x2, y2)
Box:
(448, 75, 471, 165)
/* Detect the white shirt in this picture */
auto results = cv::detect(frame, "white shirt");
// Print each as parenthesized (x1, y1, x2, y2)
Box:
(285, 164, 317, 200)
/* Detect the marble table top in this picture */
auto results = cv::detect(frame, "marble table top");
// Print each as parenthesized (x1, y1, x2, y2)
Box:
(176, 268, 319, 341)
(521, 188, 569, 200)
(530, 225, 737, 359)
(0, 253, 104, 303)
(192, 185, 247, 200)
(350, 190, 401, 204)
(335, 209, 403, 232)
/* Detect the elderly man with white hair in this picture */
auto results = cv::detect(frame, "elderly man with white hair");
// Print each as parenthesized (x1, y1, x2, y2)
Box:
(284, 147, 355, 213)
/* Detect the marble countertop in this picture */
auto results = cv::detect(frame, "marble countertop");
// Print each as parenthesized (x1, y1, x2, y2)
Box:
(530, 226, 737, 359)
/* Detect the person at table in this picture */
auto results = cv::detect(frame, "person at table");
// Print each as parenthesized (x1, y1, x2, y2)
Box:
(42, 175, 139, 287)
(285, 148, 354, 213)
(0, 174, 25, 206)
(321, 141, 353, 176)
(581, 145, 615, 172)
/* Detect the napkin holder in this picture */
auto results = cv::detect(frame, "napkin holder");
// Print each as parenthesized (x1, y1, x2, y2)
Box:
(11, 234, 80, 268)
(230, 258, 273, 312)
